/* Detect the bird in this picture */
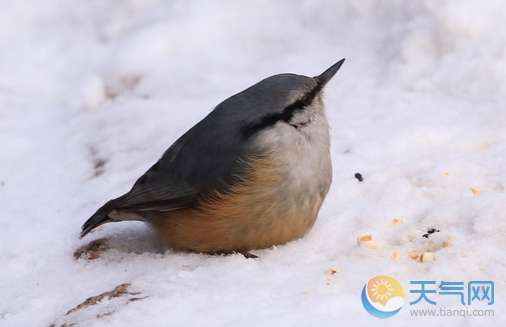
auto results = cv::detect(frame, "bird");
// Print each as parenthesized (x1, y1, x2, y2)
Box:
(81, 59, 345, 255)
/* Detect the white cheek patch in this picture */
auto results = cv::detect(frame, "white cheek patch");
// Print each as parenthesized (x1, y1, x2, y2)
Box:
(253, 110, 332, 198)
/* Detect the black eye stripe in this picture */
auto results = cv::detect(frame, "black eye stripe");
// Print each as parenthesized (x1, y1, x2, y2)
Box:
(241, 83, 322, 139)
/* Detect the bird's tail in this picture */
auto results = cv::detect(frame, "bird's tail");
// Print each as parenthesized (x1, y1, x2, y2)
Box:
(80, 201, 116, 238)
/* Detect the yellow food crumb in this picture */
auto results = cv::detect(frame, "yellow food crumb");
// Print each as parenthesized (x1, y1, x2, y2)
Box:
(391, 252, 398, 260)
(302, 291, 309, 295)
(364, 241, 378, 249)
(357, 233, 373, 244)
(442, 241, 452, 248)
(469, 187, 481, 195)
(444, 172, 450, 176)
(421, 252, 435, 263)
(392, 218, 399, 224)
(408, 250, 418, 260)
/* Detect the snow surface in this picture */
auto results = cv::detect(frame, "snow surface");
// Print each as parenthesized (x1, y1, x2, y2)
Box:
(1, 1, 505, 326)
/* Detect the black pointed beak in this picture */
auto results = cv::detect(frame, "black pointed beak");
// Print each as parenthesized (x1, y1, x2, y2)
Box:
(314, 58, 345, 86)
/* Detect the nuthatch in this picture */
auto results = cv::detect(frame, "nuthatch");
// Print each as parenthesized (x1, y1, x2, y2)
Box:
(81, 59, 345, 255)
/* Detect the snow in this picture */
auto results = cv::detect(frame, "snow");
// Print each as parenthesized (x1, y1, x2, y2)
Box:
(1, 1, 505, 326)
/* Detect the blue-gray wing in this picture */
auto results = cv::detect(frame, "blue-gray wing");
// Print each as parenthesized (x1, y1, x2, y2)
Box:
(112, 108, 258, 212)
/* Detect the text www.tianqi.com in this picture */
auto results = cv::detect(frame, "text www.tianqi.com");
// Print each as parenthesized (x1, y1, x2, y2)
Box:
(410, 308, 494, 318)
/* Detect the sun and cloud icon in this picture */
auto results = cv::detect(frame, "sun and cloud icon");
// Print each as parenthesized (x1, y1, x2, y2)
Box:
(361, 275, 405, 319)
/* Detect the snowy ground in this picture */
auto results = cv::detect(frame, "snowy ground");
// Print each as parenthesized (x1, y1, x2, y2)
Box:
(1, 1, 505, 326)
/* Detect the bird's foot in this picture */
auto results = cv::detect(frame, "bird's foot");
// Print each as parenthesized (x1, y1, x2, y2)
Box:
(241, 252, 259, 259)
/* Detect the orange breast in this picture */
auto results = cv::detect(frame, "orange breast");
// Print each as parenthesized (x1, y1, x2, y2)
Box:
(150, 156, 325, 253)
